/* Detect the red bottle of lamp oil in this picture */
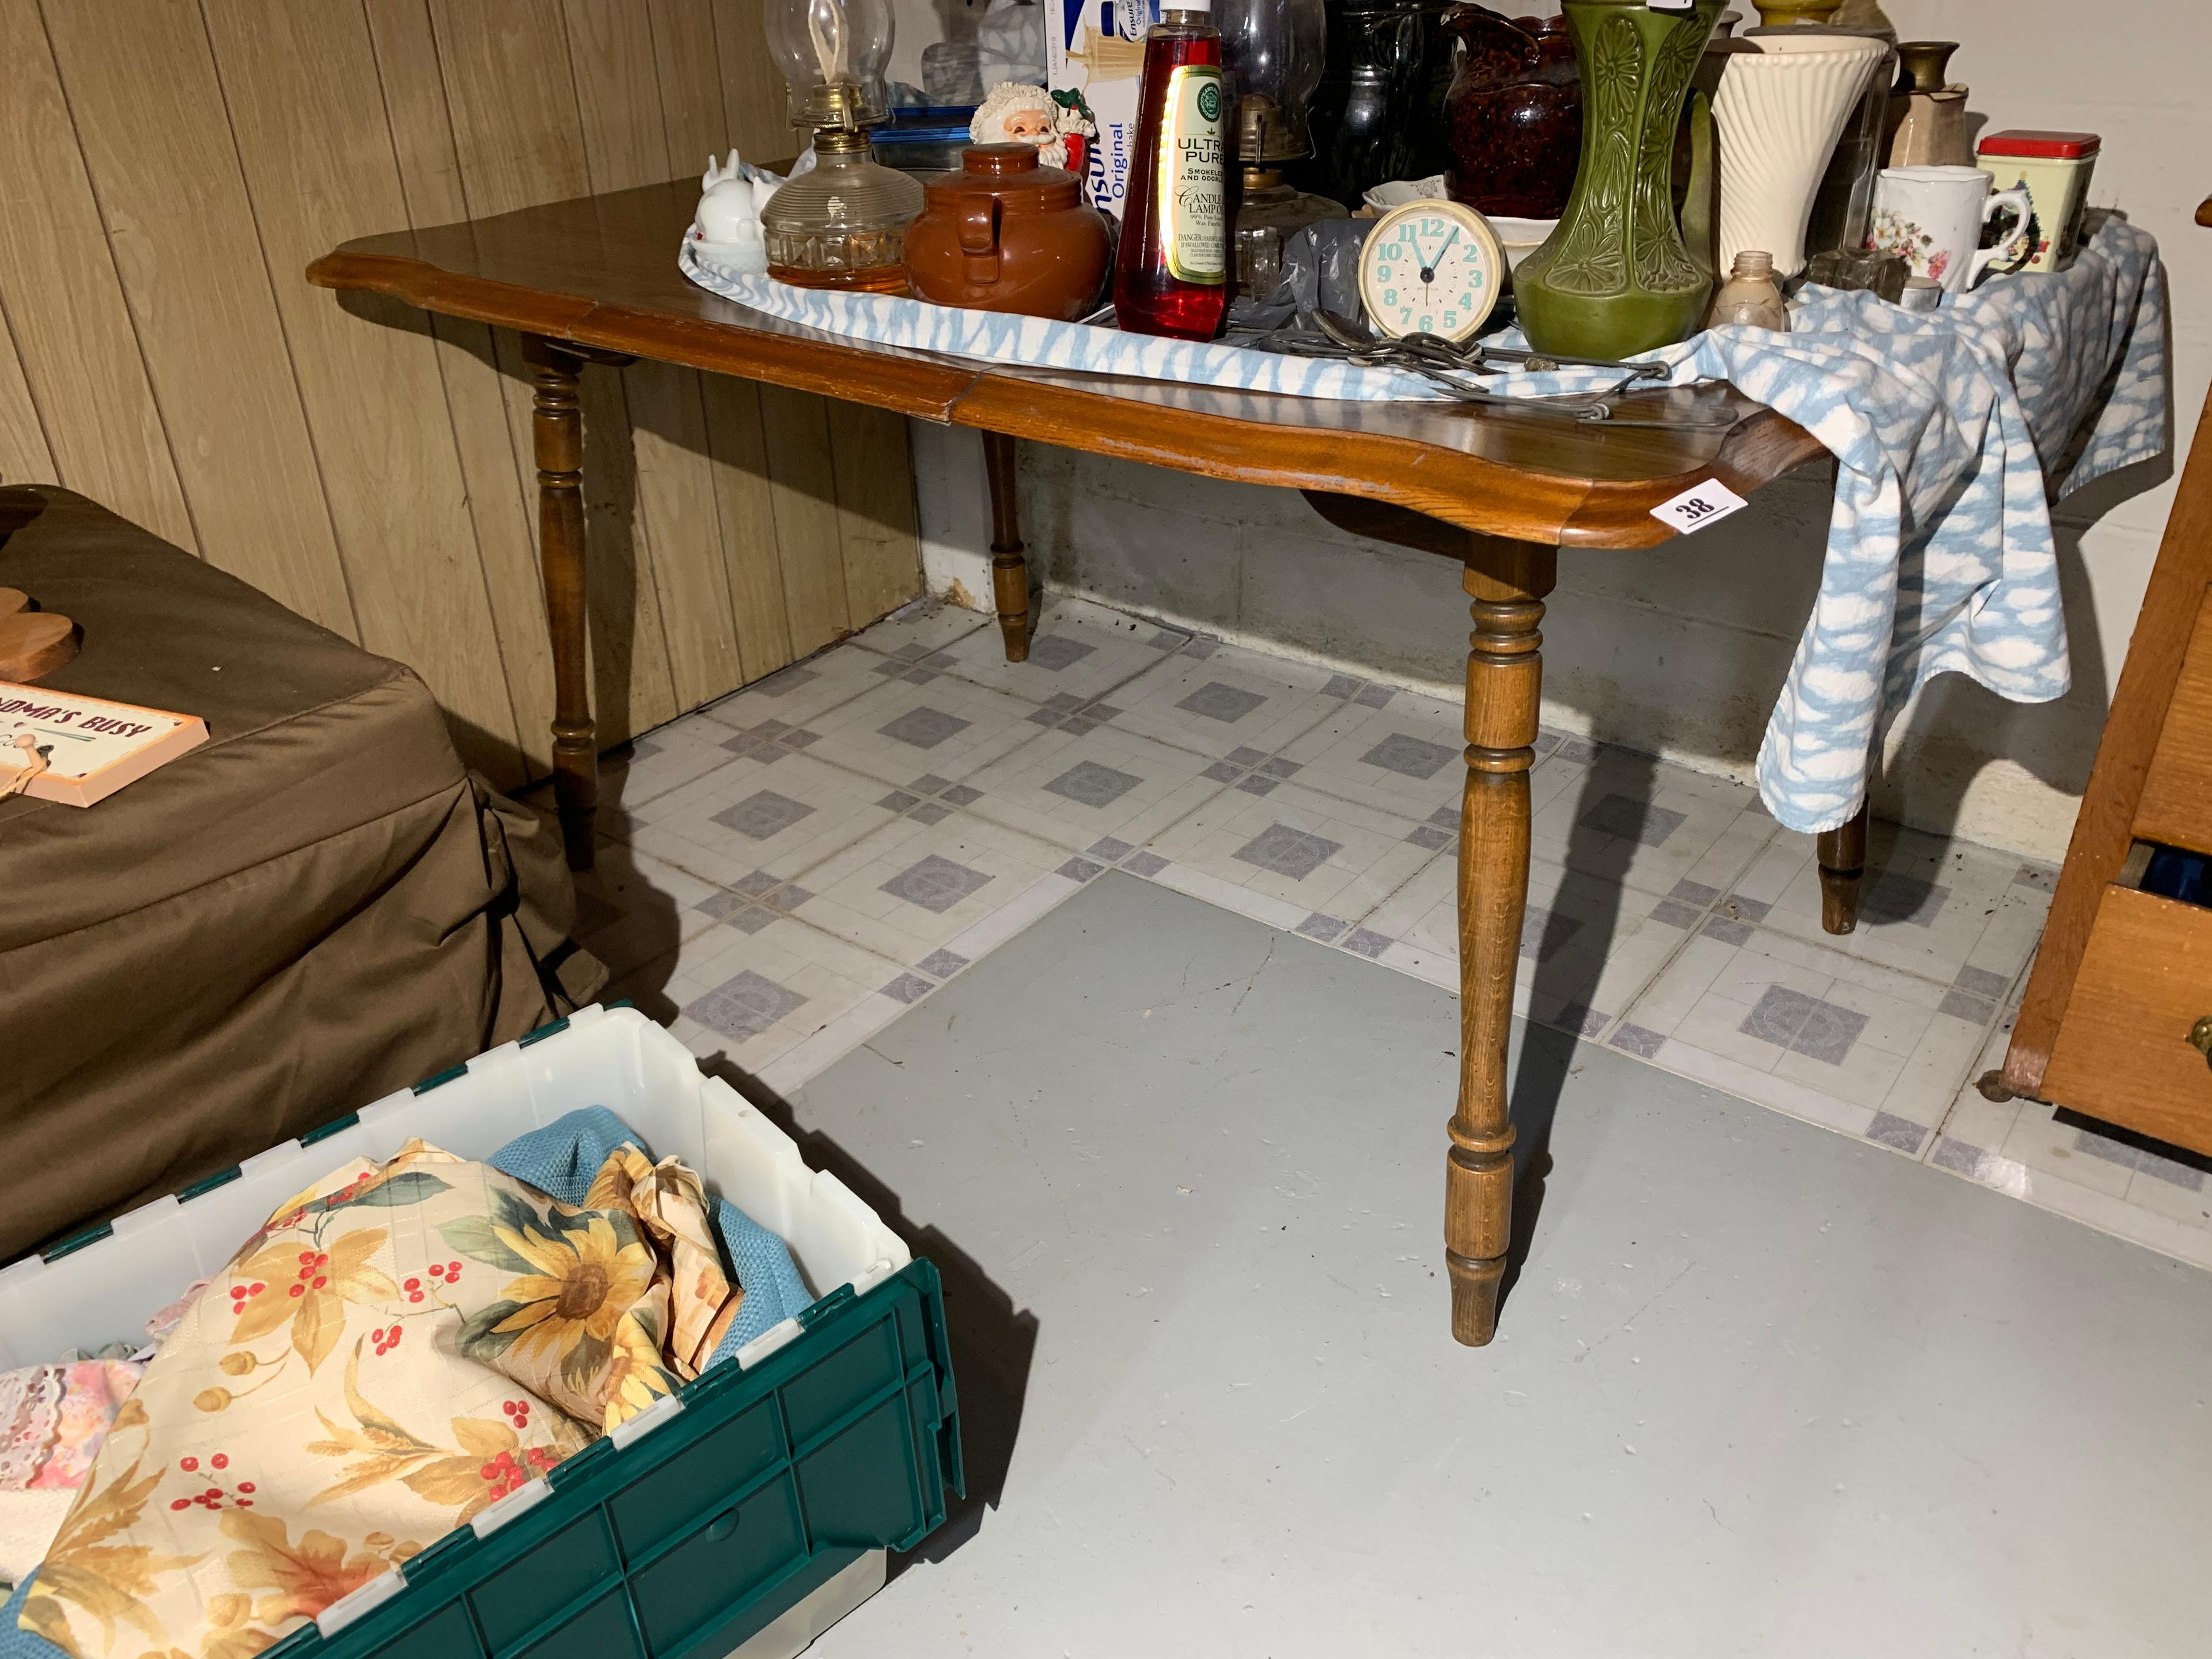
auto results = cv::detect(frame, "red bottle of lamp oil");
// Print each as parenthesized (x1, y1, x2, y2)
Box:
(1111, 0, 1228, 340)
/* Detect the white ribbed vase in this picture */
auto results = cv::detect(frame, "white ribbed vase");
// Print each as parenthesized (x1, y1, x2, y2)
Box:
(1711, 36, 1888, 277)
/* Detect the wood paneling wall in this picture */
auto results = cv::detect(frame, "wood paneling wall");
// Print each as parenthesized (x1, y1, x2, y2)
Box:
(0, 0, 921, 785)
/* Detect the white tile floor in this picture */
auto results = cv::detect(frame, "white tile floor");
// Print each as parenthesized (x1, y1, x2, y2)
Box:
(564, 593, 2212, 1281)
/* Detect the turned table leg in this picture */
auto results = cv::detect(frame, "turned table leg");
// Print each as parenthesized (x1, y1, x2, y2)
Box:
(524, 335, 598, 873)
(983, 430, 1030, 662)
(1448, 538, 1557, 1347)
(1817, 797, 1870, 935)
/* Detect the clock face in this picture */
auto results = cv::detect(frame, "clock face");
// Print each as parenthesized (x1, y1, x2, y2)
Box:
(1357, 202, 1503, 343)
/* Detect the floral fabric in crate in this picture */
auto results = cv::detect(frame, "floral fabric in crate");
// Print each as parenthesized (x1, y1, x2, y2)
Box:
(20, 1135, 747, 1659)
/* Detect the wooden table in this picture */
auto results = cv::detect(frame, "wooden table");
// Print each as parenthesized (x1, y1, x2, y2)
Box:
(310, 179, 1830, 1347)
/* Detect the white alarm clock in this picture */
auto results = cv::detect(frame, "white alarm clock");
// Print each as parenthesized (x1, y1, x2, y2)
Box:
(1356, 198, 1505, 343)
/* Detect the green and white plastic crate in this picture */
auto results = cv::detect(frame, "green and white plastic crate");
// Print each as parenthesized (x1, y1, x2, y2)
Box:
(0, 1005, 963, 1659)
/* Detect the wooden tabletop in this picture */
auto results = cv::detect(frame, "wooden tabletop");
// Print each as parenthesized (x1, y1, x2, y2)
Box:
(309, 179, 1825, 550)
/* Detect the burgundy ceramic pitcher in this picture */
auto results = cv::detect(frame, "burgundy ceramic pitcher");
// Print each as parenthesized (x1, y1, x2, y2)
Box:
(1441, 9, 1582, 219)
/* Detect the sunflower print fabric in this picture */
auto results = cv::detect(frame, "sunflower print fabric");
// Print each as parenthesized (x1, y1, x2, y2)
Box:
(21, 1139, 744, 1659)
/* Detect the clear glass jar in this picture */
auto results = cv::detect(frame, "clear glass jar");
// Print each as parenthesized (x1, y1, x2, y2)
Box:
(760, 130, 926, 293)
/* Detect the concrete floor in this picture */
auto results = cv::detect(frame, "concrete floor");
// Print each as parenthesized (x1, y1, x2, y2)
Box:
(746, 873, 2212, 1658)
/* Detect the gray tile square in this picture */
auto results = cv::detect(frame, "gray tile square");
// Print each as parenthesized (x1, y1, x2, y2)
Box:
(1084, 703, 1123, 724)
(923, 652, 958, 669)
(2073, 1130, 2138, 1172)
(1044, 760, 1143, 809)
(685, 969, 808, 1041)
(1027, 707, 1065, 728)
(734, 870, 783, 897)
(695, 890, 749, 920)
(1227, 745, 1269, 767)
(1580, 793, 1688, 847)
(1353, 683, 1396, 709)
(2136, 1148, 2206, 1192)
(1342, 929, 1392, 959)
(1232, 823, 1343, 882)
(1938, 988, 1996, 1024)
(1235, 775, 1279, 796)
(1866, 1112, 1929, 1153)
(1177, 681, 1268, 724)
(1146, 628, 1189, 652)
(1554, 735, 1599, 765)
(892, 642, 931, 662)
(902, 667, 938, 684)
(1124, 850, 1170, 877)
(1086, 836, 1135, 862)
(1701, 916, 1753, 946)
(1028, 634, 1097, 672)
(1953, 964, 2011, 999)
(1062, 718, 1099, 737)
(1610, 1023, 1666, 1059)
(1202, 759, 1244, 783)
(1057, 856, 1106, 882)
(1669, 878, 1721, 906)
(910, 801, 954, 825)
(1406, 824, 1454, 851)
(1738, 984, 1818, 1048)
(723, 904, 778, 935)
(878, 706, 973, 750)
(1259, 756, 1302, 779)
(1546, 1003, 1609, 1038)
(1649, 899, 1703, 929)
(1043, 692, 1085, 713)
(871, 657, 911, 678)
(917, 948, 971, 979)
(881, 973, 935, 1005)
(1790, 998, 1869, 1066)
(719, 732, 777, 760)
(753, 719, 791, 738)
(712, 790, 816, 842)
(1361, 732, 1459, 781)
(1930, 1137, 1990, 1177)
(1428, 804, 1461, 830)
(878, 790, 922, 812)
(942, 783, 984, 807)
(2013, 863, 2057, 892)
(753, 665, 818, 698)
(1518, 903, 1581, 963)
(909, 773, 955, 796)
(1296, 913, 1349, 942)
(779, 728, 820, 750)
(1181, 636, 1221, 658)
(880, 852, 995, 913)
(765, 883, 812, 911)
(1321, 674, 1362, 699)
(1861, 872, 1950, 927)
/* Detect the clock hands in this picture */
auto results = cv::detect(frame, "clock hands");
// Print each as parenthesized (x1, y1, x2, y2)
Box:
(1418, 224, 1463, 286)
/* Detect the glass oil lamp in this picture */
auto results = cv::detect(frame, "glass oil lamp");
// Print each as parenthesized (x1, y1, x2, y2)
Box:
(1218, 0, 1343, 293)
(759, 0, 924, 291)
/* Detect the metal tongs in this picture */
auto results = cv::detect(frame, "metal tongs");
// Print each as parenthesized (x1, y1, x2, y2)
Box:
(1260, 310, 1737, 429)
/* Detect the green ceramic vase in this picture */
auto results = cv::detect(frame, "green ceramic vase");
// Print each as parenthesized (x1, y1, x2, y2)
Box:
(1515, 0, 1724, 359)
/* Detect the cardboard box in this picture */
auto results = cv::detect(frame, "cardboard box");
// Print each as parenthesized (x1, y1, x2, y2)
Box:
(1049, 0, 1162, 218)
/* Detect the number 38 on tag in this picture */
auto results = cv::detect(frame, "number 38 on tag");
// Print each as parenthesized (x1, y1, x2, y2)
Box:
(1651, 479, 1748, 535)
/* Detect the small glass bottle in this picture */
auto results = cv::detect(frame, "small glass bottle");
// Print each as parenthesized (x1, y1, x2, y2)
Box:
(760, 127, 925, 294)
(1707, 249, 1789, 332)
(1112, 0, 1229, 340)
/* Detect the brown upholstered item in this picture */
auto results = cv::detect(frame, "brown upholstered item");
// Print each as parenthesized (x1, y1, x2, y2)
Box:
(0, 486, 604, 1262)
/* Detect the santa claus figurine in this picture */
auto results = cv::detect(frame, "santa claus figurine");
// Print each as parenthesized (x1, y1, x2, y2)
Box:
(969, 82, 1096, 179)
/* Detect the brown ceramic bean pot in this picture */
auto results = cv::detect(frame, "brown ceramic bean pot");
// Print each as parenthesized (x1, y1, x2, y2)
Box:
(904, 145, 1110, 321)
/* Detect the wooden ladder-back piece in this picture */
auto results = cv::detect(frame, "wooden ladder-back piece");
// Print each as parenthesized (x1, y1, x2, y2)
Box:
(2006, 191, 2212, 1132)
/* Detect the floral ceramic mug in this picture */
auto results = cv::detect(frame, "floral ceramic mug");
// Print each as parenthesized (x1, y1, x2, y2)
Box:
(1866, 165, 2036, 295)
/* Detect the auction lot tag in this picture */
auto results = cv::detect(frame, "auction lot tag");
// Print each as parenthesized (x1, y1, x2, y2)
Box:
(1651, 478, 1748, 534)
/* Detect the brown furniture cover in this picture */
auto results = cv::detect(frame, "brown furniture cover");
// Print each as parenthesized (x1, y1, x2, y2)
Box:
(0, 486, 604, 1263)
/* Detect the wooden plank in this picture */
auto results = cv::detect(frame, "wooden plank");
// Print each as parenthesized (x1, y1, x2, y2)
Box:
(652, 0, 733, 168)
(363, 0, 557, 775)
(2040, 884, 2212, 1157)
(699, 375, 794, 679)
(0, 0, 192, 546)
(2133, 584, 2212, 857)
(707, 0, 789, 161)
(0, 300, 54, 484)
(565, 0, 744, 711)
(756, 384, 851, 655)
(201, 0, 524, 783)
(41, 0, 355, 634)
(829, 400, 923, 626)
(430, 0, 679, 742)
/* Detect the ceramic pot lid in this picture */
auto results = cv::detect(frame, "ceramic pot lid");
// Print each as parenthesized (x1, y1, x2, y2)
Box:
(926, 145, 1081, 215)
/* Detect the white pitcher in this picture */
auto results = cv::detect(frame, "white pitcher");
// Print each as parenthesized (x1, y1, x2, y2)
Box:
(1867, 165, 2034, 294)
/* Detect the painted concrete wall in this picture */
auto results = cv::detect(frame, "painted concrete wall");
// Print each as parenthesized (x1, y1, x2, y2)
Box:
(907, 0, 2212, 861)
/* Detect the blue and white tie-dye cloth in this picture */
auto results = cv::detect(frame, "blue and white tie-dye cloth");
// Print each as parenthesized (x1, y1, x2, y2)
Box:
(683, 217, 2168, 832)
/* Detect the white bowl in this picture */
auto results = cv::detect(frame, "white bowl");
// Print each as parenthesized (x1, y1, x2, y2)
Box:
(1361, 175, 1449, 212)
(1490, 217, 1558, 270)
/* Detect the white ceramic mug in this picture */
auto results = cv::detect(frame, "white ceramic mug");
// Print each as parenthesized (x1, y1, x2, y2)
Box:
(1866, 165, 2035, 294)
